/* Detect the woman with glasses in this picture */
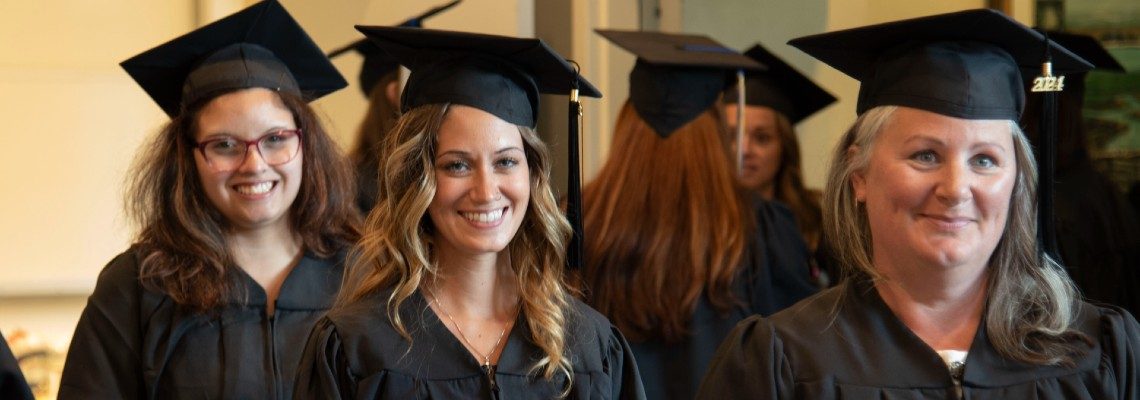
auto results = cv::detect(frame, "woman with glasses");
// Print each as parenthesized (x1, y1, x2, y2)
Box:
(58, 2, 359, 399)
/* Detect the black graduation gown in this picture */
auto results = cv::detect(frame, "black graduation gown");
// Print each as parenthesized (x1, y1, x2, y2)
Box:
(354, 158, 380, 214)
(58, 247, 345, 400)
(1054, 162, 1140, 317)
(698, 280, 1140, 399)
(1, 332, 33, 400)
(629, 198, 818, 400)
(293, 288, 647, 399)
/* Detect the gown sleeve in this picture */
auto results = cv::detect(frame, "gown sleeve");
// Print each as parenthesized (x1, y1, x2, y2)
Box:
(0, 332, 33, 400)
(58, 252, 146, 400)
(604, 325, 647, 399)
(293, 317, 356, 400)
(1102, 307, 1140, 399)
(696, 315, 793, 400)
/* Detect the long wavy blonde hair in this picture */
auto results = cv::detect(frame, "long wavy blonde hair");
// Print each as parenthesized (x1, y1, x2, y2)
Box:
(824, 105, 1089, 365)
(336, 103, 576, 383)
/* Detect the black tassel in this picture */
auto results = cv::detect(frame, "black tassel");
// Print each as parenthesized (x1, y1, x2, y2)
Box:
(1034, 31, 1062, 262)
(567, 67, 584, 271)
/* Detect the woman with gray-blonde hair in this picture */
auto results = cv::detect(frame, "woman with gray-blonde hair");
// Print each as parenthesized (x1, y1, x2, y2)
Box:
(699, 10, 1139, 400)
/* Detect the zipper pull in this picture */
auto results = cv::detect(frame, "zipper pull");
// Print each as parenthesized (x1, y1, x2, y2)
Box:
(483, 364, 498, 394)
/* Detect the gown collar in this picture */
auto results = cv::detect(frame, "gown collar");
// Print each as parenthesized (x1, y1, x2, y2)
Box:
(845, 279, 1101, 388)
(225, 250, 344, 310)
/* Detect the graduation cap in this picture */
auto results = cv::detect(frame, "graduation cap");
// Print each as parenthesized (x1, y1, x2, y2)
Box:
(1037, 31, 1126, 73)
(354, 26, 600, 127)
(788, 8, 1092, 120)
(596, 30, 765, 138)
(328, 0, 462, 97)
(354, 26, 601, 269)
(789, 8, 1095, 262)
(121, 0, 346, 118)
(723, 44, 837, 124)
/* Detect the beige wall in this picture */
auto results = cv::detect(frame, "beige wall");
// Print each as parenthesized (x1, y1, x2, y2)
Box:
(571, 0, 641, 181)
(0, 1, 194, 350)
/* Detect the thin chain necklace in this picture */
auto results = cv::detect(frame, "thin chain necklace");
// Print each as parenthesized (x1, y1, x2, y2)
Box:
(425, 286, 519, 389)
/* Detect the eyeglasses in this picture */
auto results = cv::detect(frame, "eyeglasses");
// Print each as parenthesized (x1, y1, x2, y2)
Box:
(196, 129, 303, 172)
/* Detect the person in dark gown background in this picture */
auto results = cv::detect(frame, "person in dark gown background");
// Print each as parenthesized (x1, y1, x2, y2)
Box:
(340, 40, 400, 213)
(700, 10, 1140, 399)
(293, 27, 645, 399)
(1020, 31, 1140, 318)
(0, 332, 33, 400)
(329, 1, 461, 213)
(722, 43, 839, 287)
(579, 31, 817, 400)
(58, 2, 360, 398)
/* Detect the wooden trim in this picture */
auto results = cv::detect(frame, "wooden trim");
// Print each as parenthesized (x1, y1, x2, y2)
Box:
(988, 0, 1013, 15)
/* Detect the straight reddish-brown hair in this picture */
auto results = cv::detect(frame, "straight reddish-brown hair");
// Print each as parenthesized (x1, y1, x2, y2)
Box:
(580, 101, 753, 342)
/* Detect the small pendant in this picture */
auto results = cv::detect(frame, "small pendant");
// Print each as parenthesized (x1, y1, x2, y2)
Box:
(1031, 62, 1065, 93)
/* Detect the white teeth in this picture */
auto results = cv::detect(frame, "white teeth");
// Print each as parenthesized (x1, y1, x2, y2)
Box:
(462, 208, 504, 223)
(235, 182, 273, 195)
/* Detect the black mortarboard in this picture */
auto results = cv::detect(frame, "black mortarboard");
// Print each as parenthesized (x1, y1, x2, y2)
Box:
(597, 30, 765, 137)
(723, 44, 837, 124)
(121, 0, 346, 118)
(328, 0, 462, 96)
(1038, 31, 1126, 73)
(788, 8, 1093, 120)
(353, 26, 601, 128)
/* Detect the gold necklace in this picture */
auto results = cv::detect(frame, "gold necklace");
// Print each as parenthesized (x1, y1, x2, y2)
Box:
(425, 287, 519, 371)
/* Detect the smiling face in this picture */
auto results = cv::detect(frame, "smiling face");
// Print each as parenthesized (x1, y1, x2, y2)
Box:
(427, 105, 531, 259)
(852, 107, 1016, 274)
(193, 88, 301, 233)
(726, 103, 782, 197)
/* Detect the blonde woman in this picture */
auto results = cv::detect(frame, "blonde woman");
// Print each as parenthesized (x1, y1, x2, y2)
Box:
(294, 27, 645, 399)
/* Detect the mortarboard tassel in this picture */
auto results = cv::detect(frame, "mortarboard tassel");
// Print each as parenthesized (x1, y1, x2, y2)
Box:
(735, 70, 746, 174)
(567, 63, 584, 271)
(1032, 31, 1063, 262)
